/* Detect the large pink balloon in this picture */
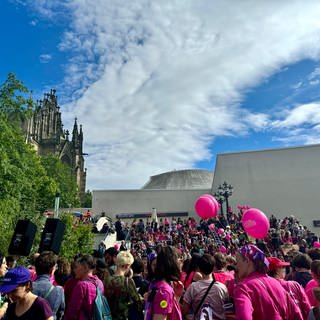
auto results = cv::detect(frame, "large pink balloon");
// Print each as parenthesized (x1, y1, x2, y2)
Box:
(194, 195, 218, 219)
(202, 194, 219, 216)
(241, 208, 270, 239)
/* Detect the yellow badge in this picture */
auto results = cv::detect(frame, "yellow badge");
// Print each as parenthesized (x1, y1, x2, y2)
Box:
(160, 300, 168, 309)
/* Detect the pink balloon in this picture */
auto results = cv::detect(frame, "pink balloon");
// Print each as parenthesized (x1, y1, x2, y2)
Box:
(194, 195, 218, 219)
(314, 241, 320, 248)
(241, 208, 269, 239)
(114, 244, 119, 250)
(218, 228, 224, 235)
(202, 194, 219, 215)
(209, 224, 215, 231)
(220, 245, 227, 253)
(225, 234, 231, 241)
(177, 224, 182, 229)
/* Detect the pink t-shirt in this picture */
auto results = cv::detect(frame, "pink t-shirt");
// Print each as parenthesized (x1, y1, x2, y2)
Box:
(64, 275, 104, 320)
(151, 280, 182, 320)
(234, 272, 303, 320)
(305, 279, 318, 306)
(213, 271, 234, 285)
(277, 279, 311, 319)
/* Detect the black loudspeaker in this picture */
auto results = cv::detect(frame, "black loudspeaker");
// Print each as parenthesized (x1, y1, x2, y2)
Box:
(39, 219, 66, 254)
(8, 220, 37, 256)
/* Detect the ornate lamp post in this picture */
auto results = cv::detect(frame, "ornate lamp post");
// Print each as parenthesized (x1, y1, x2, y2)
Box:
(217, 181, 233, 216)
(213, 191, 225, 217)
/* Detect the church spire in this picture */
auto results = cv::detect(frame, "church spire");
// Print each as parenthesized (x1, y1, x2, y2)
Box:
(72, 117, 79, 146)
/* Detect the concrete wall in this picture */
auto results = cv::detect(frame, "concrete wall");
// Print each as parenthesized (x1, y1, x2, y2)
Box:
(212, 144, 320, 234)
(92, 188, 210, 220)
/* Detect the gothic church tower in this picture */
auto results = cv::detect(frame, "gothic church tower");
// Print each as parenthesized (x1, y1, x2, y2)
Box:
(26, 89, 86, 204)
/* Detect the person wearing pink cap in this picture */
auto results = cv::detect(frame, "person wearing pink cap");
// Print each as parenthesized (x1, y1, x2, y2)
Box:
(234, 244, 304, 320)
(267, 256, 311, 319)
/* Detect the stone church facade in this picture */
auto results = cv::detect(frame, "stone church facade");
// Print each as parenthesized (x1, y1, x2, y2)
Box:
(25, 89, 86, 204)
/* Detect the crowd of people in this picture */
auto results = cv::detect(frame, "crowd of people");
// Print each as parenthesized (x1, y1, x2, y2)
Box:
(1, 211, 320, 319)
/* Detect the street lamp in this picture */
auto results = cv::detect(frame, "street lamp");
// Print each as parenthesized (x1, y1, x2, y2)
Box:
(217, 181, 233, 217)
(213, 191, 224, 217)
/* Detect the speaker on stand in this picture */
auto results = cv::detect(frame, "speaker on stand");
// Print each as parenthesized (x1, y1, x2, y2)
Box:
(39, 218, 66, 255)
(8, 220, 37, 256)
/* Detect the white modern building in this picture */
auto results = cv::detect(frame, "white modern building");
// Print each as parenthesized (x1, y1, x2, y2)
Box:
(92, 144, 320, 234)
(92, 169, 213, 221)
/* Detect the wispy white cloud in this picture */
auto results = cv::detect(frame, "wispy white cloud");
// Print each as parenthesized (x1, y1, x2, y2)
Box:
(30, 19, 37, 26)
(291, 81, 303, 90)
(272, 103, 320, 128)
(39, 53, 52, 63)
(308, 67, 320, 81)
(27, 0, 320, 189)
(270, 102, 320, 145)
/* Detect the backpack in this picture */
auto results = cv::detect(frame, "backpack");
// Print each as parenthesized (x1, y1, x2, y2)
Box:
(194, 280, 215, 320)
(144, 287, 158, 320)
(199, 303, 213, 320)
(86, 280, 112, 320)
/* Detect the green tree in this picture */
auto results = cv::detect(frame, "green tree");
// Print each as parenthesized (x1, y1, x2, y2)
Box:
(83, 190, 92, 208)
(59, 213, 94, 259)
(0, 73, 34, 123)
(41, 155, 80, 208)
(0, 113, 57, 253)
(0, 73, 92, 258)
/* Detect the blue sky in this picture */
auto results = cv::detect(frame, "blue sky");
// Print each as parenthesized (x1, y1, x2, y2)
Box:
(2, 1, 320, 190)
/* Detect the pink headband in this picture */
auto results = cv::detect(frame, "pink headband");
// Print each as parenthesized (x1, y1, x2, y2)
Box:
(239, 244, 269, 268)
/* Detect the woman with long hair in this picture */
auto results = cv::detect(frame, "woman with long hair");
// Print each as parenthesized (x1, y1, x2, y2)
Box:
(145, 245, 183, 320)
(54, 257, 71, 287)
(183, 253, 202, 290)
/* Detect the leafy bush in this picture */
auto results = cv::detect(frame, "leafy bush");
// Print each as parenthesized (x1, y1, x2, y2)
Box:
(59, 213, 95, 259)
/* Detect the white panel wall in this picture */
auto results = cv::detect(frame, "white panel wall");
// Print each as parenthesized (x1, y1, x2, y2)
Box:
(92, 189, 210, 220)
(212, 144, 320, 235)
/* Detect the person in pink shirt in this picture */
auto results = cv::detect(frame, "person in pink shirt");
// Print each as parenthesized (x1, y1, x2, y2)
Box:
(234, 244, 303, 320)
(64, 255, 104, 320)
(306, 260, 320, 306)
(144, 245, 183, 320)
(267, 256, 311, 319)
(213, 252, 234, 285)
(183, 253, 202, 290)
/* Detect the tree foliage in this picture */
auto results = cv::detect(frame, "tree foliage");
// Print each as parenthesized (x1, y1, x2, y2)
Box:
(0, 110, 57, 252)
(83, 190, 92, 208)
(40, 155, 80, 208)
(0, 73, 92, 258)
(59, 213, 94, 259)
(0, 73, 34, 123)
